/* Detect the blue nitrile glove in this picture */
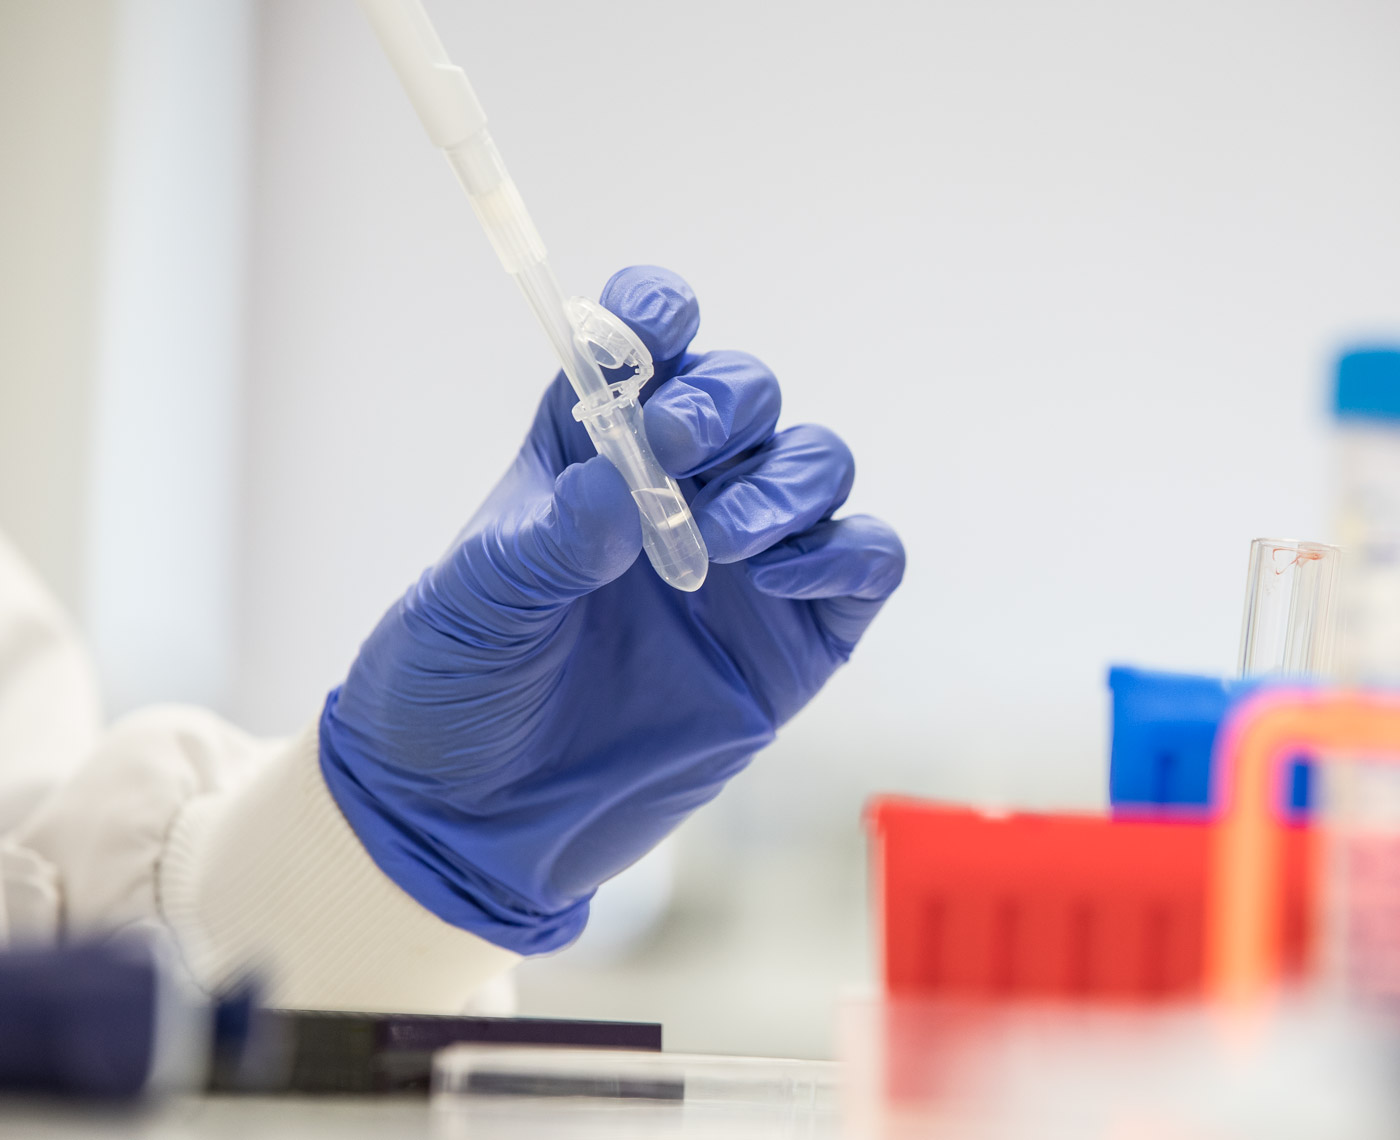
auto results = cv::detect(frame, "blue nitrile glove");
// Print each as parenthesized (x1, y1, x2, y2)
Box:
(320, 266, 905, 954)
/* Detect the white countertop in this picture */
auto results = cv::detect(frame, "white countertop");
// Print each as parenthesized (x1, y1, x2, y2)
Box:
(0, 1093, 840, 1140)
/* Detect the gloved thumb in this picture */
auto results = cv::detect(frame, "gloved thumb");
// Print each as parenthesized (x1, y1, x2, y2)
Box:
(424, 456, 642, 635)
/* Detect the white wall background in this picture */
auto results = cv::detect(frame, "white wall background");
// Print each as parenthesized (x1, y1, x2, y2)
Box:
(232, 0, 1400, 1055)
(86, 0, 253, 713)
(8, 0, 1400, 1059)
(239, 0, 1400, 812)
(0, 0, 114, 615)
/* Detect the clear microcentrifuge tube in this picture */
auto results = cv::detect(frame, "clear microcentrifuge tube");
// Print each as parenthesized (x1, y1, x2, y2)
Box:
(1237, 537, 1342, 678)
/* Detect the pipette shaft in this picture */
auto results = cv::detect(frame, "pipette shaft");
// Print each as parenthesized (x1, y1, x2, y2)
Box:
(357, 0, 709, 591)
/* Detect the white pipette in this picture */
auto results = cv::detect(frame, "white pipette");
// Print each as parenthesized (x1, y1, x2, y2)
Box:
(357, 0, 709, 592)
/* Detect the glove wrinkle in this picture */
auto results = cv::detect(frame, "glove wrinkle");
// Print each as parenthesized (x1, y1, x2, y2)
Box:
(600, 264, 701, 364)
(691, 424, 856, 564)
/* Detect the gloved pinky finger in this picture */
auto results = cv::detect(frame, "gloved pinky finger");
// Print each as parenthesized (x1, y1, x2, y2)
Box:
(745, 515, 906, 652)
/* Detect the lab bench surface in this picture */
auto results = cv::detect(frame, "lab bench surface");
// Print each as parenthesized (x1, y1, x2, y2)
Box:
(0, 1093, 840, 1139)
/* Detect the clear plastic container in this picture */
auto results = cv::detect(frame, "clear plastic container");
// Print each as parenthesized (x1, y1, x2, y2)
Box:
(432, 1047, 840, 1138)
(1334, 348, 1400, 682)
(1321, 348, 1400, 1002)
(1317, 752, 1400, 1003)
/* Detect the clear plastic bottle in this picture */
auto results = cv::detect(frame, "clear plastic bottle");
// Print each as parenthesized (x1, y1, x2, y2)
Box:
(1334, 348, 1400, 683)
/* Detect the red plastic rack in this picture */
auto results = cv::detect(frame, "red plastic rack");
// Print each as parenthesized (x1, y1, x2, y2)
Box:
(867, 797, 1315, 1001)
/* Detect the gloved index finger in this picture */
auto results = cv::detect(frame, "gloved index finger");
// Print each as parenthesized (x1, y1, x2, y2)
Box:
(643, 350, 783, 480)
(599, 265, 701, 382)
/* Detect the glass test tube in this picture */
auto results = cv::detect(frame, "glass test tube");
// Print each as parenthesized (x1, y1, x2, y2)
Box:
(1237, 538, 1342, 679)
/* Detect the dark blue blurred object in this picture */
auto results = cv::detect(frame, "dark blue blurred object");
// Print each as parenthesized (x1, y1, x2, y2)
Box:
(1108, 666, 1313, 816)
(0, 941, 666, 1099)
(0, 940, 259, 1100)
(0, 941, 157, 1098)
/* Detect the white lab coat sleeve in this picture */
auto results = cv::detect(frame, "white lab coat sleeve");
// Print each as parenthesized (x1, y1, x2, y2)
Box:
(0, 533, 519, 1010)
(13, 707, 521, 1012)
(0, 531, 103, 943)
(0, 532, 102, 835)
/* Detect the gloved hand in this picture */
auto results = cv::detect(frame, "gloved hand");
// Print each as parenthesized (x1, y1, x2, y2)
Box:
(320, 266, 905, 954)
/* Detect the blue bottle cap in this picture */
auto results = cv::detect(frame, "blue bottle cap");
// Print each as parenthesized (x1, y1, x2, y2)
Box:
(1335, 347, 1400, 421)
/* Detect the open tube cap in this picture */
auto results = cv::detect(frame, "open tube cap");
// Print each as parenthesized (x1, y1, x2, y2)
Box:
(567, 297, 655, 422)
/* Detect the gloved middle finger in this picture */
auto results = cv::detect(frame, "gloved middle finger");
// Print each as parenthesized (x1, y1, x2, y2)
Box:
(689, 424, 856, 565)
(642, 350, 782, 480)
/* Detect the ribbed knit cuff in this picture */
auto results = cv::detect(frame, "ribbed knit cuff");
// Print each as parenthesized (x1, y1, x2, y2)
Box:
(158, 724, 519, 1012)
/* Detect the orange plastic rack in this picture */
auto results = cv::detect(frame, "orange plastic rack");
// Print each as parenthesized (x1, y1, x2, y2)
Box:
(1207, 689, 1400, 1004)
